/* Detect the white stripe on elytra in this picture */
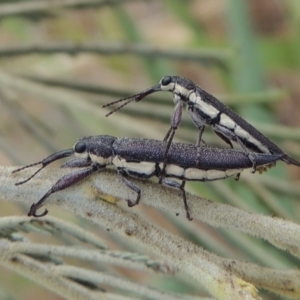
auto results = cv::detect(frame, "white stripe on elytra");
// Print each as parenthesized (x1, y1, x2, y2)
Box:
(112, 156, 156, 176)
(190, 91, 220, 119)
(218, 114, 270, 153)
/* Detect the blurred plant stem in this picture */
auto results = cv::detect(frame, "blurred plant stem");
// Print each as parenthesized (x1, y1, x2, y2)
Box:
(0, 0, 134, 18)
(0, 42, 232, 68)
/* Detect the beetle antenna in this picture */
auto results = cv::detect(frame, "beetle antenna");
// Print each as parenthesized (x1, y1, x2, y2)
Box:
(104, 98, 136, 117)
(12, 161, 42, 174)
(12, 149, 73, 185)
(102, 95, 136, 108)
(103, 85, 161, 116)
(14, 166, 46, 185)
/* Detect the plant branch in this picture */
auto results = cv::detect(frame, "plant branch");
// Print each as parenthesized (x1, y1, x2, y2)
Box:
(3, 239, 173, 274)
(2, 165, 300, 297)
(0, 42, 231, 66)
(2, 165, 261, 299)
(3, 165, 300, 258)
(0, 250, 102, 300)
(0, 0, 130, 18)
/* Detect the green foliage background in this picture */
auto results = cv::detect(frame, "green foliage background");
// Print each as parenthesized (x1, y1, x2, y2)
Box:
(0, 0, 300, 299)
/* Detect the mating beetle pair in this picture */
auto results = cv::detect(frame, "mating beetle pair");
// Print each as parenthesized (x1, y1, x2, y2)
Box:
(13, 76, 300, 220)
(104, 76, 300, 169)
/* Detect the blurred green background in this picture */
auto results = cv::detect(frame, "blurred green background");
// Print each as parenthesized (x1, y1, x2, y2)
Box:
(0, 0, 300, 299)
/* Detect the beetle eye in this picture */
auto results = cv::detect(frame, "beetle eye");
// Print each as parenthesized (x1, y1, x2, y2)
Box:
(74, 141, 86, 153)
(161, 76, 172, 86)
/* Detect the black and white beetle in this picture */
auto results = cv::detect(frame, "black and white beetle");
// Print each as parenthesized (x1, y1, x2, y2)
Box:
(103, 76, 300, 172)
(13, 135, 283, 220)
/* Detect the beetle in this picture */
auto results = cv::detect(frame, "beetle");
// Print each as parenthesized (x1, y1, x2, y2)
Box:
(13, 135, 283, 220)
(103, 76, 300, 173)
